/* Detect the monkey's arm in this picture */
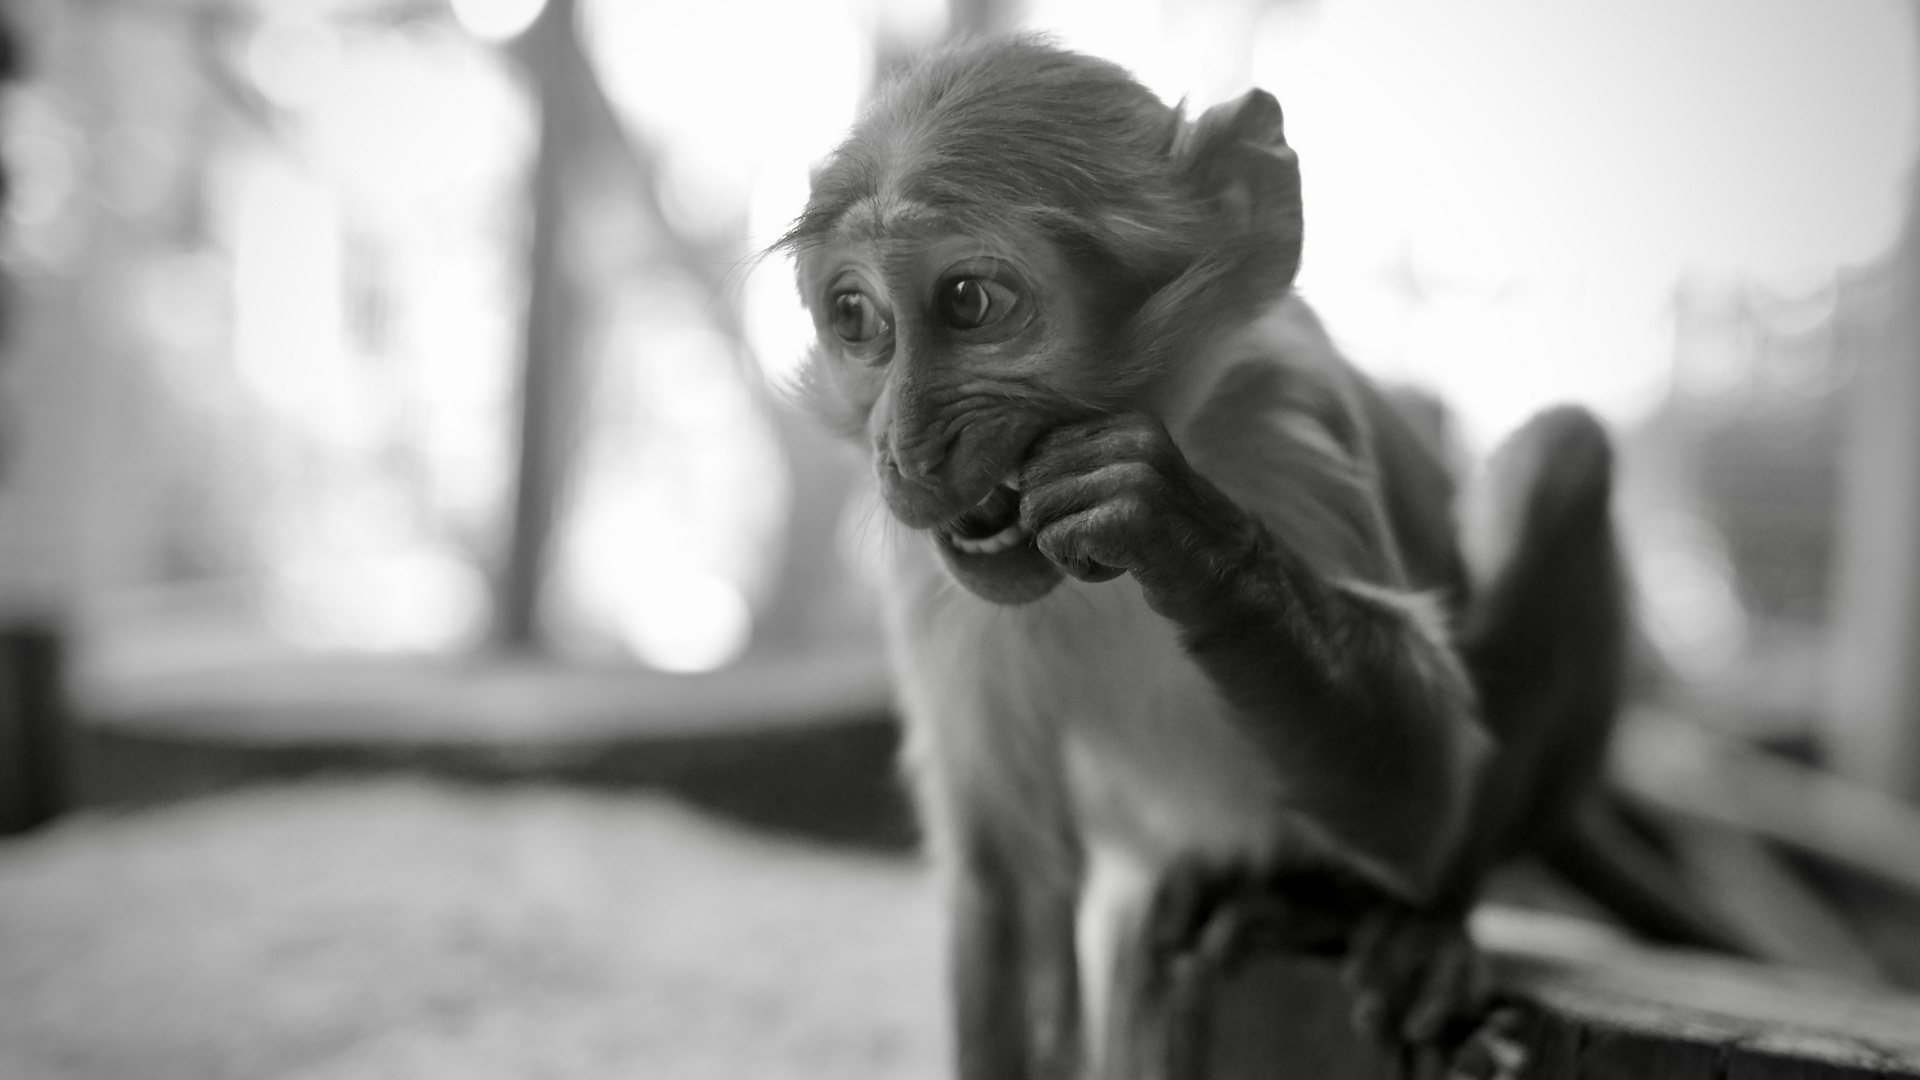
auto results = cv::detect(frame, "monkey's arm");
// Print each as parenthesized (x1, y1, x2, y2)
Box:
(1019, 412, 1488, 900)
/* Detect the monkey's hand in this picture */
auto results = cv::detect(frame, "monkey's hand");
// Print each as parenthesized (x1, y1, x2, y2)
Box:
(1018, 412, 1263, 619)
(1022, 412, 1488, 902)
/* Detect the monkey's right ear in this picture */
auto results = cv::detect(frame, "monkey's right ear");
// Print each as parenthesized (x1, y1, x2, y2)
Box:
(1176, 89, 1304, 285)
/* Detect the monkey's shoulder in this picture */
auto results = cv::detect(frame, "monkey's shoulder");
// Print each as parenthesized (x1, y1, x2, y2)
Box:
(1175, 296, 1372, 461)
(1173, 297, 1413, 584)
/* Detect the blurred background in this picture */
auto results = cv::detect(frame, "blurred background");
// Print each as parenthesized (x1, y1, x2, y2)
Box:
(2, 0, 1920, 1076)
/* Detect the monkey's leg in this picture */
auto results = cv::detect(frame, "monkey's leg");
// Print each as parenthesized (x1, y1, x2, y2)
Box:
(948, 825, 1083, 1080)
(1077, 843, 1168, 1080)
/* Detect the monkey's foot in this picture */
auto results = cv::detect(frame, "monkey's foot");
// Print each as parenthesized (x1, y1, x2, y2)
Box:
(1149, 868, 1355, 976)
(1342, 910, 1532, 1079)
(1342, 906, 1486, 1047)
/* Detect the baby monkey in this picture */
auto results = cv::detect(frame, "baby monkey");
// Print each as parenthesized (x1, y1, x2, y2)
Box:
(781, 37, 1627, 1080)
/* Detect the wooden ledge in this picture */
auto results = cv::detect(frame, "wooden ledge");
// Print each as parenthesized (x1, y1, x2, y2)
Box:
(73, 647, 896, 746)
(1200, 908, 1920, 1079)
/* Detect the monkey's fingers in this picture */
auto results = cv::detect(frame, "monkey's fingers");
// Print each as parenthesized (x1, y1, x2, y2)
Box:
(1033, 506, 1129, 582)
(1020, 412, 1173, 485)
(1018, 461, 1157, 525)
(1341, 908, 1482, 1047)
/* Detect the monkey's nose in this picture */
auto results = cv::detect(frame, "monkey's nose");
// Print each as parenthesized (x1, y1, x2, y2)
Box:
(877, 473, 947, 530)
(880, 425, 950, 485)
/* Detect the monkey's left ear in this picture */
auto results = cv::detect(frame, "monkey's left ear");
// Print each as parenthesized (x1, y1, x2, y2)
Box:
(1176, 89, 1303, 285)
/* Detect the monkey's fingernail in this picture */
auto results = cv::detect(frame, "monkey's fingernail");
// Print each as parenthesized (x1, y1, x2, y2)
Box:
(1003, 471, 1022, 492)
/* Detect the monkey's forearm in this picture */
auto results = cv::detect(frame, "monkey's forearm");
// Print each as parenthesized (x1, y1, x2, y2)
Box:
(1161, 522, 1484, 895)
(1022, 414, 1485, 896)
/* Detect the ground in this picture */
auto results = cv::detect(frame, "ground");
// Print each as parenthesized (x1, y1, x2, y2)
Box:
(0, 778, 945, 1080)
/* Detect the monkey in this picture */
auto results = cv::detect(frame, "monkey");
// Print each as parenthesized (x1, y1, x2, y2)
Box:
(778, 36, 1650, 1080)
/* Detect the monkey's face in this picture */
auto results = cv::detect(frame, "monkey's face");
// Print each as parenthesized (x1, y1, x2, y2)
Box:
(796, 229, 1110, 605)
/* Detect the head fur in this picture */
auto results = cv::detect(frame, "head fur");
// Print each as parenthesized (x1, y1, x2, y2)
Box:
(781, 37, 1304, 414)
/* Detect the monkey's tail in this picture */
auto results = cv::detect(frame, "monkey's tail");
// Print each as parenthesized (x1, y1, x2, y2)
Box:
(1454, 406, 1626, 866)
(1537, 793, 1756, 955)
(1453, 405, 1761, 957)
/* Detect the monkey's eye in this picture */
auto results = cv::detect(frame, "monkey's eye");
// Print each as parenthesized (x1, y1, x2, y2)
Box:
(830, 291, 888, 345)
(936, 276, 1019, 332)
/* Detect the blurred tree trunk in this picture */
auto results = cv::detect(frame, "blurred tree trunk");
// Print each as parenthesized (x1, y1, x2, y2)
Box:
(744, 409, 872, 657)
(494, 0, 593, 652)
(1827, 11, 1920, 799)
(0, 12, 72, 835)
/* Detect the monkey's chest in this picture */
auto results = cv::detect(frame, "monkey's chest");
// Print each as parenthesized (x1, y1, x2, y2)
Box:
(999, 579, 1298, 870)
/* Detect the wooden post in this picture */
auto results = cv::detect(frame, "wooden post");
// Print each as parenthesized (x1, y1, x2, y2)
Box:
(1187, 909, 1920, 1079)
(1188, 953, 1399, 1079)
(1827, 296, 1920, 793)
(0, 9, 72, 835)
(1827, 12, 1920, 797)
(0, 625, 69, 834)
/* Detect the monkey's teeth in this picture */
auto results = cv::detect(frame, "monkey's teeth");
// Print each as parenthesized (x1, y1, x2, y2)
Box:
(948, 521, 1029, 556)
(970, 474, 1019, 509)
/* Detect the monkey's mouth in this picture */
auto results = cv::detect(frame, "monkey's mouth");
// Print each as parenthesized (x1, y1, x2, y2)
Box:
(939, 476, 1030, 556)
(932, 475, 1063, 605)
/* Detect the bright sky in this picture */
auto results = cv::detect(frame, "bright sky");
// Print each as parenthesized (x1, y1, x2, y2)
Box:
(629, 0, 1920, 451)
(1033, 0, 1920, 448)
